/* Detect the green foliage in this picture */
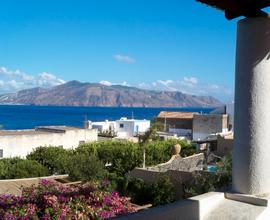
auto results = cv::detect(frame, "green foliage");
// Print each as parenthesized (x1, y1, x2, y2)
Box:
(145, 139, 196, 166)
(107, 174, 176, 206)
(0, 157, 49, 179)
(185, 153, 232, 197)
(67, 153, 106, 181)
(149, 174, 176, 206)
(27, 146, 72, 175)
(139, 120, 163, 145)
(26, 140, 196, 178)
(78, 141, 142, 176)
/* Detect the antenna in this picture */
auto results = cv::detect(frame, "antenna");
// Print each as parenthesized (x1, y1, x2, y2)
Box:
(164, 116, 167, 132)
(84, 115, 88, 129)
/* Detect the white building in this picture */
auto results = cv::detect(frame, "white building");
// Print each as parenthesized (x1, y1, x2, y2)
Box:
(89, 117, 151, 139)
(192, 114, 229, 141)
(115, 117, 150, 138)
(90, 120, 116, 133)
(0, 126, 98, 158)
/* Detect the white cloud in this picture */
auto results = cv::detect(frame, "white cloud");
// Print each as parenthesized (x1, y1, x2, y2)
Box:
(157, 80, 173, 87)
(136, 77, 233, 102)
(0, 66, 65, 93)
(37, 72, 65, 87)
(184, 77, 198, 85)
(99, 80, 130, 87)
(6, 80, 21, 89)
(101, 77, 233, 101)
(0, 67, 34, 81)
(114, 54, 135, 64)
(99, 80, 112, 86)
(121, 81, 130, 86)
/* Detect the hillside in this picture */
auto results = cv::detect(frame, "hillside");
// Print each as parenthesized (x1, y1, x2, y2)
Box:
(0, 81, 222, 107)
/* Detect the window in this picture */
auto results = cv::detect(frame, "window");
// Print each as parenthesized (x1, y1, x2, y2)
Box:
(120, 123, 124, 128)
(0, 149, 3, 158)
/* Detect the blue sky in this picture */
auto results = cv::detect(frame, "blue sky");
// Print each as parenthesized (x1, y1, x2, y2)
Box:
(0, 0, 242, 102)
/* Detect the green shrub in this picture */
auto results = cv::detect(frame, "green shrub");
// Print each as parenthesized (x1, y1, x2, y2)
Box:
(78, 141, 142, 175)
(0, 158, 49, 179)
(26, 140, 196, 179)
(184, 154, 232, 197)
(67, 153, 106, 181)
(108, 174, 176, 206)
(27, 146, 72, 175)
(145, 139, 196, 166)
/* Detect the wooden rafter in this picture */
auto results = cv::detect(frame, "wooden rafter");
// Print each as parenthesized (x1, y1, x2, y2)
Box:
(197, 0, 270, 20)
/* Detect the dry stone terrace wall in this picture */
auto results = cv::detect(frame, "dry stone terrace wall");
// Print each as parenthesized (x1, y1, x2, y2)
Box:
(129, 153, 205, 199)
(145, 153, 204, 172)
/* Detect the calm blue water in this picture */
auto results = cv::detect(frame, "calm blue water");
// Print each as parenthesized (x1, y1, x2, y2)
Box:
(0, 105, 214, 130)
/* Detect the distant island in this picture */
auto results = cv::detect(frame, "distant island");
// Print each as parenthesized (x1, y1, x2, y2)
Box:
(0, 80, 222, 107)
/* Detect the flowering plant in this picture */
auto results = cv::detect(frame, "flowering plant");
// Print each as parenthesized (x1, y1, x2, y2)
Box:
(0, 179, 135, 219)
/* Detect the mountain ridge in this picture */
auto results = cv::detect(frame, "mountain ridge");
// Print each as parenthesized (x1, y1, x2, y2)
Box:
(0, 80, 223, 107)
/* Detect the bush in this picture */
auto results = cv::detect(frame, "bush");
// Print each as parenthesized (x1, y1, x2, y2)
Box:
(184, 154, 232, 197)
(108, 174, 176, 206)
(26, 140, 196, 178)
(67, 153, 106, 181)
(78, 141, 142, 175)
(27, 146, 72, 175)
(145, 139, 196, 166)
(0, 158, 49, 179)
(149, 174, 176, 206)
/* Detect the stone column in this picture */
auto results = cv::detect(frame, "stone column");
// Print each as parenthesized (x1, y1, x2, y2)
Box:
(233, 17, 270, 195)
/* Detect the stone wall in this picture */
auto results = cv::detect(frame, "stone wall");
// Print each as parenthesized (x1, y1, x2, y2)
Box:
(146, 153, 204, 172)
(214, 133, 233, 157)
(128, 153, 205, 199)
(193, 114, 228, 140)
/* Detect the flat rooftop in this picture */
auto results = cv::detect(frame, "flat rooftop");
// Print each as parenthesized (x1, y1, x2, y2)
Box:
(0, 126, 82, 136)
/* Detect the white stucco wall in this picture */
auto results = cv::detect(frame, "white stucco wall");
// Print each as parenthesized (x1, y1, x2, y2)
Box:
(233, 17, 270, 195)
(116, 120, 135, 138)
(91, 121, 116, 132)
(0, 128, 97, 158)
(116, 119, 150, 138)
(192, 114, 228, 140)
(134, 121, 151, 134)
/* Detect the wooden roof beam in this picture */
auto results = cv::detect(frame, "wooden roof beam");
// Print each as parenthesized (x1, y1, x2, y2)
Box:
(196, 0, 270, 20)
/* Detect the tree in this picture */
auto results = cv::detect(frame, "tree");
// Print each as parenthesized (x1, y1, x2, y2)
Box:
(27, 146, 72, 175)
(139, 120, 163, 168)
(67, 152, 105, 181)
(0, 158, 49, 179)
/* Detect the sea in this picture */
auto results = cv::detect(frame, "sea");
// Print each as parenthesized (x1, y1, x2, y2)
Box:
(0, 105, 215, 130)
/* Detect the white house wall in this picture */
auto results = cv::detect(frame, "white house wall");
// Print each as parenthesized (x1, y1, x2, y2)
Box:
(134, 121, 150, 133)
(0, 129, 97, 158)
(116, 121, 135, 138)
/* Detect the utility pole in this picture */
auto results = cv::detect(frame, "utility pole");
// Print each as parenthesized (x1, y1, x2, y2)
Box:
(164, 116, 167, 132)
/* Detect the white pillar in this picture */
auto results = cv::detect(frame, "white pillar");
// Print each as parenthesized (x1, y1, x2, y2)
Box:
(233, 17, 270, 195)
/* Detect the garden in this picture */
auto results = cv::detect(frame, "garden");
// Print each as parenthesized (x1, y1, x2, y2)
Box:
(0, 139, 197, 219)
(0, 139, 232, 219)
